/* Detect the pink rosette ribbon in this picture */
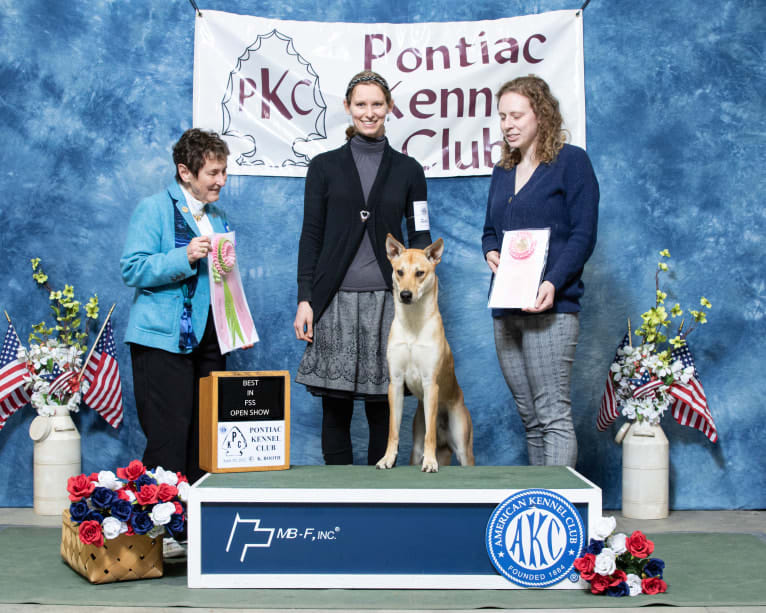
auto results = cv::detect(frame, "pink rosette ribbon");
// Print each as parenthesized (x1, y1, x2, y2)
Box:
(211, 237, 236, 282)
(507, 231, 537, 260)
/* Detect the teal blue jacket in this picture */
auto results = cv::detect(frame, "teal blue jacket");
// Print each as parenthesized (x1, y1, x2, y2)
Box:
(120, 181, 229, 353)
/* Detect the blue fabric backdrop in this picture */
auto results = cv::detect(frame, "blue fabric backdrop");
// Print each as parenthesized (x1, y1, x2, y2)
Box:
(0, 0, 763, 509)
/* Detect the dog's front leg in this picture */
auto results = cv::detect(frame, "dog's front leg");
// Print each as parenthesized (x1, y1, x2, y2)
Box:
(376, 377, 404, 469)
(421, 381, 440, 472)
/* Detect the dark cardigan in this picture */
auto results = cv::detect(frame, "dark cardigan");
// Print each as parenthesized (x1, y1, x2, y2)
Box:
(297, 140, 432, 322)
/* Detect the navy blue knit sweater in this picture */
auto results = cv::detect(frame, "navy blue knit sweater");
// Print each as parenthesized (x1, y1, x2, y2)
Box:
(481, 144, 599, 315)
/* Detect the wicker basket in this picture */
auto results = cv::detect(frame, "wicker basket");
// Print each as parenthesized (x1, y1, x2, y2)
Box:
(61, 510, 163, 583)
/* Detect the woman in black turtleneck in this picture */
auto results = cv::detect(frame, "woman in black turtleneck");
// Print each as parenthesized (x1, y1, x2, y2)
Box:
(293, 70, 432, 465)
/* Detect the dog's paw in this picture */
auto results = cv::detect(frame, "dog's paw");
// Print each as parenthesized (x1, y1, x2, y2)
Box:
(421, 458, 439, 473)
(376, 455, 396, 470)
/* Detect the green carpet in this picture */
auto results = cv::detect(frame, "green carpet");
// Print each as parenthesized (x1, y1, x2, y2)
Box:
(0, 526, 764, 609)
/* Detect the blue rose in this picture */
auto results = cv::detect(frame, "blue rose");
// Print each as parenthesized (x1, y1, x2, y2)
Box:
(167, 513, 185, 536)
(69, 500, 89, 523)
(585, 539, 604, 555)
(91, 486, 116, 509)
(606, 582, 630, 597)
(644, 558, 665, 578)
(110, 498, 133, 522)
(135, 474, 157, 488)
(131, 510, 153, 535)
(85, 510, 104, 523)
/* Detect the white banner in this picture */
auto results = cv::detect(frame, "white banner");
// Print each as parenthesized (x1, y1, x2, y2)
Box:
(193, 10, 585, 178)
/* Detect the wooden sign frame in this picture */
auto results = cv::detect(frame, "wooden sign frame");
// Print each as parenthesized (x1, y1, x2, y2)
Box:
(199, 371, 290, 473)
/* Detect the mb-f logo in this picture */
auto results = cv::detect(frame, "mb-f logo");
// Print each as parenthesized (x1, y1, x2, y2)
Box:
(222, 29, 327, 169)
(486, 489, 584, 587)
(225, 513, 341, 562)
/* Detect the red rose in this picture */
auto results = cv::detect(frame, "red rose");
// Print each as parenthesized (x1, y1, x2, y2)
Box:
(590, 573, 611, 594)
(117, 460, 146, 481)
(135, 483, 158, 505)
(78, 520, 104, 547)
(176, 472, 189, 484)
(573, 553, 596, 581)
(173, 501, 184, 515)
(125, 524, 135, 536)
(609, 569, 627, 586)
(626, 531, 654, 558)
(157, 483, 178, 502)
(67, 474, 96, 502)
(642, 576, 667, 595)
(116, 487, 132, 501)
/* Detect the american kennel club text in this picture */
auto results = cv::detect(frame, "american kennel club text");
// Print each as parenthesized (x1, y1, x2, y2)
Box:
(487, 489, 585, 587)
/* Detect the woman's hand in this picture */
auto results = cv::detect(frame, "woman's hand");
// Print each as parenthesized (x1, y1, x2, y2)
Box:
(294, 301, 314, 342)
(187, 236, 212, 264)
(486, 250, 500, 273)
(524, 280, 555, 313)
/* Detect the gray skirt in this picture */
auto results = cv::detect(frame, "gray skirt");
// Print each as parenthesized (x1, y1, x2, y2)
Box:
(296, 290, 393, 398)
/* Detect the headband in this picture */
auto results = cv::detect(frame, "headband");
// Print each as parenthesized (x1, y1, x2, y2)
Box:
(345, 74, 390, 98)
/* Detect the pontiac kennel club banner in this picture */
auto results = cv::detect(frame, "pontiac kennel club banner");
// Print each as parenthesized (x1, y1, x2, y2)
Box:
(193, 10, 585, 178)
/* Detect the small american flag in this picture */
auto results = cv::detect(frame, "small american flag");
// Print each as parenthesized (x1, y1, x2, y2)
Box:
(82, 320, 123, 428)
(597, 332, 630, 431)
(0, 324, 30, 430)
(631, 369, 664, 399)
(668, 342, 717, 443)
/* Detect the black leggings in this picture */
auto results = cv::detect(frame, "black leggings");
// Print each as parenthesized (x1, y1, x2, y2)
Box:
(321, 396, 390, 465)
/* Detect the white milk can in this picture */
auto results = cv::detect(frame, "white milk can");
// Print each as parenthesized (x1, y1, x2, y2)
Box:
(615, 420, 669, 519)
(29, 405, 81, 515)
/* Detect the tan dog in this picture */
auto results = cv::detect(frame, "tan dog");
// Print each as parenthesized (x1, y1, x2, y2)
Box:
(376, 234, 475, 472)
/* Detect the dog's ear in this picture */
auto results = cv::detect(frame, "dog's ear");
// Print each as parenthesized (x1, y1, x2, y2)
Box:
(385, 233, 405, 261)
(424, 238, 444, 265)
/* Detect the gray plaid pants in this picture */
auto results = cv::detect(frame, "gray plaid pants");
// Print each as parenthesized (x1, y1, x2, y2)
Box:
(493, 312, 579, 466)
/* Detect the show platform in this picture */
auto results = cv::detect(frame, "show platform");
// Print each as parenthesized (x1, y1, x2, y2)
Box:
(188, 465, 602, 589)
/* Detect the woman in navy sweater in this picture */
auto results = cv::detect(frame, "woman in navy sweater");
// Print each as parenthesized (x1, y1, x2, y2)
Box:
(482, 75, 599, 467)
(294, 71, 432, 465)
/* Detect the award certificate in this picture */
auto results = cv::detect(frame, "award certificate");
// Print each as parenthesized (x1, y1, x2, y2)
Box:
(488, 228, 550, 309)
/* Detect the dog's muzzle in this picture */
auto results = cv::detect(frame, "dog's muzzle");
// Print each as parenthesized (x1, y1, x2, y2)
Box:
(399, 290, 413, 304)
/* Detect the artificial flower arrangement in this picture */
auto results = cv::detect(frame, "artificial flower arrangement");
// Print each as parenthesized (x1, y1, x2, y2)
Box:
(66, 460, 189, 547)
(605, 249, 711, 426)
(574, 516, 667, 597)
(24, 258, 99, 414)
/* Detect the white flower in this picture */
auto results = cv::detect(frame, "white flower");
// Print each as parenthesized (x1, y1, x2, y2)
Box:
(607, 532, 627, 554)
(594, 548, 617, 575)
(591, 516, 617, 541)
(102, 516, 125, 540)
(176, 481, 191, 502)
(152, 466, 179, 486)
(122, 488, 136, 503)
(150, 501, 176, 526)
(97, 470, 122, 490)
(626, 573, 643, 596)
(147, 524, 166, 538)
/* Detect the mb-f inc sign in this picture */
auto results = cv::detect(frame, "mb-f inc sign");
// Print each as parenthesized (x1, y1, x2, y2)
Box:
(200, 371, 290, 473)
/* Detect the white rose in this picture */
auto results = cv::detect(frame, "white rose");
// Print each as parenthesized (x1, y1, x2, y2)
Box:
(591, 516, 617, 541)
(607, 532, 627, 555)
(152, 466, 179, 486)
(150, 501, 176, 526)
(176, 481, 191, 502)
(626, 573, 642, 596)
(97, 470, 122, 490)
(594, 548, 617, 576)
(102, 516, 124, 540)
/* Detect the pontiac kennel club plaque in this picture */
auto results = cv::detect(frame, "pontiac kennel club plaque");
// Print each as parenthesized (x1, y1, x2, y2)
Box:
(200, 371, 290, 472)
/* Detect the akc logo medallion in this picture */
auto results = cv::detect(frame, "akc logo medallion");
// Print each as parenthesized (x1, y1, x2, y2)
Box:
(486, 489, 584, 587)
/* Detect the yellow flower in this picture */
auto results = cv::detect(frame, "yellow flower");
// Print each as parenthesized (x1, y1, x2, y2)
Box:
(49, 290, 62, 301)
(30, 258, 41, 271)
(670, 336, 685, 348)
(700, 297, 712, 309)
(658, 262, 669, 271)
(33, 271, 48, 285)
(62, 284, 75, 299)
(659, 249, 671, 258)
(656, 290, 667, 304)
(85, 296, 99, 319)
(671, 303, 682, 317)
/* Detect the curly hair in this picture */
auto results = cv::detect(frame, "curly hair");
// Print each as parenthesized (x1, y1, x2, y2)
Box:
(173, 128, 230, 181)
(495, 75, 566, 169)
(344, 70, 392, 141)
